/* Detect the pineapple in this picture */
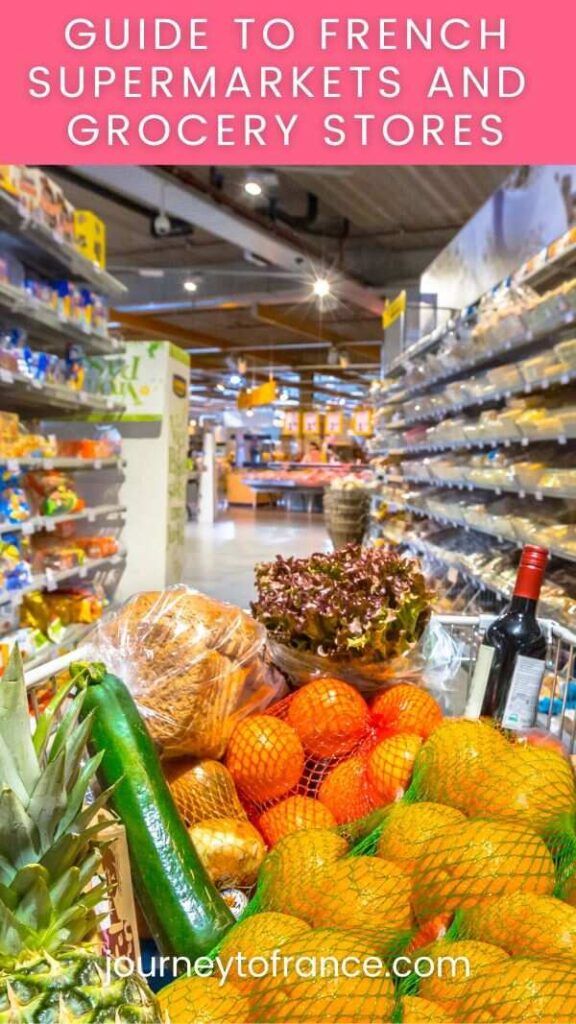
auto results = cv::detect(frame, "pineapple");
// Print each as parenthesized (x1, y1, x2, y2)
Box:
(0, 647, 162, 1022)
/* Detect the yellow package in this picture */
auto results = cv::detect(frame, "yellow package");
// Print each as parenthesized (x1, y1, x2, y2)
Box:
(74, 210, 106, 268)
(0, 166, 21, 198)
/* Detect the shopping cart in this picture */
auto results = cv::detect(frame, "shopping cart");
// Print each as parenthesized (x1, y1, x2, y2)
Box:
(435, 614, 576, 754)
(22, 614, 576, 754)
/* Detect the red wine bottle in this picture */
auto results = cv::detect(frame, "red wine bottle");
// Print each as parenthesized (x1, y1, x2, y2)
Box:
(465, 545, 548, 728)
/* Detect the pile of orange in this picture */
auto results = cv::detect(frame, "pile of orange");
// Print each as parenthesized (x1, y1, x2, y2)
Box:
(224, 677, 445, 845)
(160, 707, 576, 1024)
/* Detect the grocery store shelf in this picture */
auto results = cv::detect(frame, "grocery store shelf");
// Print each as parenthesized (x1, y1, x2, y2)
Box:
(0, 367, 125, 417)
(0, 456, 123, 472)
(0, 191, 127, 299)
(0, 503, 125, 538)
(0, 280, 124, 356)
(387, 498, 576, 565)
(0, 551, 126, 608)
(391, 429, 576, 456)
(376, 311, 576, 405)
(20, 622, 95, 679)
(382, 474, 576, 502)
(519, 238, 576, 291)
(401, 365, 576, 427)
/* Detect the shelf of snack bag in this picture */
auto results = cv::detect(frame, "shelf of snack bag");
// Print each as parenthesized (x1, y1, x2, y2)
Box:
(7, 561, 575, 1023)
(0, 166, 126, 300)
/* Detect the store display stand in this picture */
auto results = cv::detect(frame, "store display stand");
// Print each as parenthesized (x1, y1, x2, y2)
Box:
(115, 341, 190, 598)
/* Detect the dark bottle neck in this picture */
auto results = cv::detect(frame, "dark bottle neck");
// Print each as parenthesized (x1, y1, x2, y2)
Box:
(508, 594, 538, 616)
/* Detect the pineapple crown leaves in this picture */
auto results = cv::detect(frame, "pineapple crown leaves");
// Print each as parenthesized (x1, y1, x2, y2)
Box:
(0, 646, 112, 959)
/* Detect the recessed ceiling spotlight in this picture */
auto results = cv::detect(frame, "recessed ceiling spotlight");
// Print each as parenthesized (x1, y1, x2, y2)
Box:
(244, 179, 263, 198)
(183, 279, 198, 293)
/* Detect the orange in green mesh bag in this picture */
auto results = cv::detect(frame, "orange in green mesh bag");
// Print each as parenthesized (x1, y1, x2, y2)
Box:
(258, 828, 349, 917)
(455, 957, 576, 1023)
(217, 911, 311, 992)
(248, 927, 395, 1023)
(411, 719, 509, 814)
(411, 818, 556, 922)
(401, 995, 453, 1022)
(157, 974, 250, 1024)
(305, 855, 413, 954)
(459, 891, 576, 960)
(376, 801, 467, 875)
(413, 719, 576, 833)
(415, 939, 509, 1015)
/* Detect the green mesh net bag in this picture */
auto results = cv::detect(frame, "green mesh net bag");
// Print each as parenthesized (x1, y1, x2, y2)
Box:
(410, 718, 576, 834)
(159, 713, 576, 1023)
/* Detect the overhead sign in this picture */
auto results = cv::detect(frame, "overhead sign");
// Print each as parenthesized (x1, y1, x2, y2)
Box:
(237, 378, 277, 410)
(382, 290, 407, 329)
(325, 410, 345, 435)
(351, 408, 373, 436)
(281, 410, 301, 436)
(303, 411, 323, 436)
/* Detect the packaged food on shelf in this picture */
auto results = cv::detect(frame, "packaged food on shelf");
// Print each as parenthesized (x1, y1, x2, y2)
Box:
(0, 469, 31, 523)
(0, 248, 25, 289)
(84, 586, 281, 759)
(56, 437, 119, 459)
(0, 165, 21, 197)
(486, 363, 524, 390)
(75, 535, 120, 559)
(20, 585, 105, 632)
(539, 467, 576, 492)
(522, 287, 570, 335)
(0, 534, 31, 591)
(25, 470, 84, 516)
(558, 278, 576, 312)
(520, 352, 568, 384)
(513, 460, 547, 489)
(74, 209, 107, 269)
(554, 337, 576, 367)
(30, 538, 86, 572)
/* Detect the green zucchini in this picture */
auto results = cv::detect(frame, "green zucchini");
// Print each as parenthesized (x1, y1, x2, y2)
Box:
(81, 669, 235, 958)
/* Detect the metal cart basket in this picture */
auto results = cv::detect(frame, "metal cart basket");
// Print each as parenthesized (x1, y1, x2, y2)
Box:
(435, 614, 576, 754)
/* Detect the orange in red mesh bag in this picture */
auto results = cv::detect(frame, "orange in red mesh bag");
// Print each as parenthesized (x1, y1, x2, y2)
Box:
(84, 585, 283, 759)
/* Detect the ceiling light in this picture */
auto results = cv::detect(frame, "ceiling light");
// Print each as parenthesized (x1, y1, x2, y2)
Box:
(229, 374, 243, 387)
(244, 179, 263, 198)
(138, 268, 165, 279)
(312, 277, 331, 299)
(183, 279, 198, 293)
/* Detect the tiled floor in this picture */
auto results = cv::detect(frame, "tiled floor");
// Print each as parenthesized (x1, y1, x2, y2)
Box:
(183, 506, 330, 607)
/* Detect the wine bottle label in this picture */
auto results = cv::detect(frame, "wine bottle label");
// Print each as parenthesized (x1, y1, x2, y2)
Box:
(501, 655, 546, 730)
(465, 644, 495, 718)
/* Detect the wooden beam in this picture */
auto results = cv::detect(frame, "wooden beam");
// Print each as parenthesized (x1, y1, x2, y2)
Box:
(112, 310, 226, 351)
(255, 305, 346, 345)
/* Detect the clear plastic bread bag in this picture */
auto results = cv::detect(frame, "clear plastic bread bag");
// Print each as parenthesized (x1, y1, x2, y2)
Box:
(84, 585, 285, 759)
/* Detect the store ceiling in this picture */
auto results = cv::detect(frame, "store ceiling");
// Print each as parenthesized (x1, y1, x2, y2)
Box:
(52, 164, 512, 404)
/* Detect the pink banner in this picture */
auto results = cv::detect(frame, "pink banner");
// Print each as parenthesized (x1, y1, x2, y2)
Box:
(0, 0, 572, 163)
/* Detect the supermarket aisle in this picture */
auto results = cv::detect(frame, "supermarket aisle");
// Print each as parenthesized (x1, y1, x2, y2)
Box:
(183, 507, 329, 607)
